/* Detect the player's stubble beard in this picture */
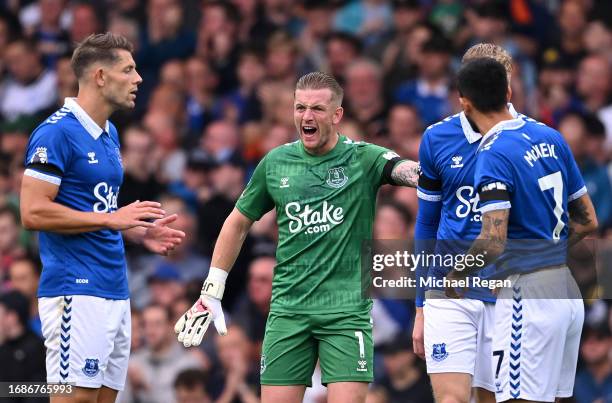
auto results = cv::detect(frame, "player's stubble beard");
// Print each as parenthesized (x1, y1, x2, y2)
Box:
(301, 126, 336, 155)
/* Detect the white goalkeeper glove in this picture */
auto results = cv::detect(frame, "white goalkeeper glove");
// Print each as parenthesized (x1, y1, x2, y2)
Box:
(174, 267, 228, 347)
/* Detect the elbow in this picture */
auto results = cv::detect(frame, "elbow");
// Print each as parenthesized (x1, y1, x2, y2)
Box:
(21, 214, 36, 230)
(20, 205, 43, 231)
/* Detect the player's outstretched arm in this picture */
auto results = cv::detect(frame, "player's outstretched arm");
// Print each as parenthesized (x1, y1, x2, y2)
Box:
(390, 159, 420, 187)
(567, 193, 598, 246)
(20, 175, 166, 233)
(175, 208, 254, 347)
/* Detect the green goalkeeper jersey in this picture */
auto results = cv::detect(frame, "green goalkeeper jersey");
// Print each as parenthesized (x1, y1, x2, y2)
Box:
(236, 135, 400, 314)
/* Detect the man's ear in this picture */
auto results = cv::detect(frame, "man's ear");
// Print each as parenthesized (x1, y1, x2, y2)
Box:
(506, 86, 512, 103)
(94, 66, 105, 87)
(332, 106, 344, 125)
(459, 96, 471, 114)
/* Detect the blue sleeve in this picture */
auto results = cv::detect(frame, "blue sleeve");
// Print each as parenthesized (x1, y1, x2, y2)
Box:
(24, 124, 71, 186)
(414, 131, 442, 307)
(475, 143, 514, 213)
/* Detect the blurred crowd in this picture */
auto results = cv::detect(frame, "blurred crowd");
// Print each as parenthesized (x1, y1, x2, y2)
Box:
(0, 0, 611, 402)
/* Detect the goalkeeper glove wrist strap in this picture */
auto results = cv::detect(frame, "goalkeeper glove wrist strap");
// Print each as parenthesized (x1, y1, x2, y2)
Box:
(201, 267, 228, 299)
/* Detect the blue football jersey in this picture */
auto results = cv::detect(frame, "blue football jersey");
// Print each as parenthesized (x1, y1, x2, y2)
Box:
(416, 105, 522, 302)
(24, 98, 128, 299)
(474, 118, 587, 278)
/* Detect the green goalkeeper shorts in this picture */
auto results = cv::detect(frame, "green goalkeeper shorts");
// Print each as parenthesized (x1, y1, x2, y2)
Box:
(260, 310, 373, 386)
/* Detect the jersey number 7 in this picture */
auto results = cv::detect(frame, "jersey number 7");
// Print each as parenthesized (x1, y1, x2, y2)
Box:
(538, 171, 564, 240)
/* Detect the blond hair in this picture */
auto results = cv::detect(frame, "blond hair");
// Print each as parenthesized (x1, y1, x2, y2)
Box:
(295, 72, 344, 106)
(462, 43, 513, 80)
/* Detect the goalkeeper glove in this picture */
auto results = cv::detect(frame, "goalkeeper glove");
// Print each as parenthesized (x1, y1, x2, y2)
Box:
(174, 267, 228, 347)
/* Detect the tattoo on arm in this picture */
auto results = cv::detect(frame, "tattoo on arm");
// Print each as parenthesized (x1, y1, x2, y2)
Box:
(567, 197, 595, 246)
(568, 198, 591, 225)
(463, 209, 509, 274)
(391, 160, 420, 188)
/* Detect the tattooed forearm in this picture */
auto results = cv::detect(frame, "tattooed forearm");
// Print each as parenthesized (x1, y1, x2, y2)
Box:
(568, 197, 591, 226)
(391, 160, 420, 187)
(567, 195, 598, 246)
(461, 209, 509, 274)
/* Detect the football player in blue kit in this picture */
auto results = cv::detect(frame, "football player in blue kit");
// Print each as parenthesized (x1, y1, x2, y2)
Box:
(414, 44, 521, 403)
(453, 58, 597, 402)
(20, 33, 185, 403)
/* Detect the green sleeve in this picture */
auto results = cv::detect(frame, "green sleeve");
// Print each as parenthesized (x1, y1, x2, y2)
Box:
(235, 156, 274, 221)
(358, 142, 401, 188)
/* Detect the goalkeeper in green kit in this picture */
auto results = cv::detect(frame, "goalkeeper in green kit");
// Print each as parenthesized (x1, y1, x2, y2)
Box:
(175, 72, 420, 403)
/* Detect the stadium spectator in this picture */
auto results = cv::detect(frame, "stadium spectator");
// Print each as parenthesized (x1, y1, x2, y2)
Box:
(32, 0, 70, 68)
(333, 0, 393, 46)
(394, 35, 452, 126)
(559, 112, 612, 229)
(324, 31, 362, 83)
(576, 53, 612, 114)
(344, 58, 388, 139)
(375, 333, 433, 403)
(384, 104, 422, 161)
(184, 56, 222, 136)
(8, 256, 41, 335)
(118, 125, 166, 208)
(144, 110, 186, 183)
(265, 31, 300, 87)
(297, 0, 334, 73)
(55, 52, 78, 103)
(136, 0, 196, 108)
(68, 3, 101, 44)
(220, 48, 265, 125)
(382, 22, 434, 96)
(174, 368, 213, 403)
(0, 38, 57, 123)
(196, 1, 241, 95)
(0, 205, 25, 282)
(232, 256, 275, 347)
(120, 304, 201, 403)
(0, 290, 46, 385)
(574, 317, 612, 403)
(208, 324, 260, 403)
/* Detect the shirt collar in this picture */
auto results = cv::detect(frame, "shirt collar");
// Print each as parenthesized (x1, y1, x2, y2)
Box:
(63, 97, 110, 140)
(459, 103, 519, 144)
(479, 117, 526, 148)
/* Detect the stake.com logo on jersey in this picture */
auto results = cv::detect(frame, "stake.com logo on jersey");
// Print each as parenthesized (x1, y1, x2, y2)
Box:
(285, 201, 344, 234)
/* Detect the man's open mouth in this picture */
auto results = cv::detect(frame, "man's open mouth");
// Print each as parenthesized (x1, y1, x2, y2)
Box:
(302, 126, 317, 136)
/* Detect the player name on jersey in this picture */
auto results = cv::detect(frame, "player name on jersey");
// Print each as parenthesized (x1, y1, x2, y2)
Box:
(523, 142, 558, 167)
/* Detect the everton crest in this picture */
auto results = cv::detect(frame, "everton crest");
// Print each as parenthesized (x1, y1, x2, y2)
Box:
(431, 343, 449, 362)
(82, 358, 100, 377)
(326, 167, 348, 188)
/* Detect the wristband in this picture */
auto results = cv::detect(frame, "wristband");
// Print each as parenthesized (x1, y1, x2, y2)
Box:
(201, 267, 227, 299)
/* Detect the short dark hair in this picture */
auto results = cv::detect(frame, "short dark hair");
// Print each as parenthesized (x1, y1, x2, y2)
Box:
(71, 32, 133, 79)
(173, 369, 208, 391)
(325, 31, 362, 55)
(295, 71, 344, 105)
(457, 58, 508, 113)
